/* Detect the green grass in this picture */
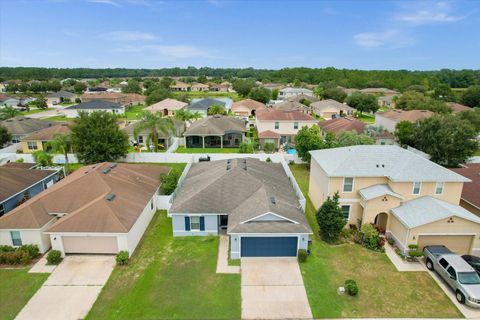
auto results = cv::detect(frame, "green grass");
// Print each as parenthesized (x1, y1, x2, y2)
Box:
(20, 108, 54, 115)
(175, 147, 240, 153)
(119, 104, 147, 120)
(474, 149, 480, 156)
(289, 164, 463, 318)
(173, 91, 241, 101)
(87, 211, 241, 319)
(127, 145, 166, 153)
(0, 269, 49, 320)
(356, 113, 375, 124)
(66, 163, 84, 173)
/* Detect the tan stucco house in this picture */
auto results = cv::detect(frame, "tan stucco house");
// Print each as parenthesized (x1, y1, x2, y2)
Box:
(308, 145, 479, 255)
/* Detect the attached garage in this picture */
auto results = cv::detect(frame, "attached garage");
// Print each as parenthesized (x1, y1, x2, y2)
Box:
(62, 236, 119, 254)
(417, 235, 474, 255)
(240, 236, 298, 257)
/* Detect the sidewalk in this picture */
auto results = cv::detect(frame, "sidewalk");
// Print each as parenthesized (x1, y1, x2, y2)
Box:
(384, 243, 424, 272)
(216, 234, 240, 274)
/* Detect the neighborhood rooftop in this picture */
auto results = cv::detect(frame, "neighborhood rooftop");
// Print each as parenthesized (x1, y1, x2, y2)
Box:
(65, 100, 123, 110)
(255, 109, 316, 121)
(183, 115, 246, 136)
(0, 117, 54, 135)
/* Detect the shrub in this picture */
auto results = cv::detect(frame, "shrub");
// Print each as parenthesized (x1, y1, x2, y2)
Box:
(0, 245, 15, 253)
(360, 224, 383, 251)
(387, 237, 395, 246)
(47, 250, 62, 265)
(263, 142, 275, 153)
(239, 141, 254, 154)
(160, 169, 181, 195)
(116, 251, 129, 265)
(297, 249, 307, 263)
(408, 250, 423, 258)
(19, 244, 40, 259)
(266, 157, 271, 162)
(16, 158, 24, 163)
(408, 244, 419, 251)
(345, 279, 359, 296)
(0, 250, 31, 265)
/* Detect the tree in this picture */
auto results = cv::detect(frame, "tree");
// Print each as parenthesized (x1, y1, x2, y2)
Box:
(73, 82, 87, 94)
(160, 169, 181, 195)
(0, 106, 20, 120)
(394, 121, 416, 146)
(316, 192, 346, 243)
(0, 125, 11, 148)
(248, 87, 271, 104)
(207, 104, 226, 115)
(33, 97, 48, 110)
(461, 85, 480, 108)
(406, 85, 427, 93)
(271, 88, 279, 100)
(174, 109, 202, 122)
(295, 125, 324, 163)
(322, 87, 347, 102)
(232, 79, 255, 97)
(346, 92, 379, 115)
(336, 131, 375, 147)
(32, 150, 53, 167)
(47, 133, 72, 174)
(432, 84, 455, 101)
(146, 87, 171, 105)
(134, 112, 175, 152)
(457, 108, 480, 133)
(71, 111, 129, 164)
(396, 90, 451, 113)
(122, 79, 142, 94)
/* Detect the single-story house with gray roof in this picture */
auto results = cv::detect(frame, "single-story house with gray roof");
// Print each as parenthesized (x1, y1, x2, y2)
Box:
(63, 100, 125, 118)
(186, 98, 226, 117)
(46, 90, 77, 106)
(168, 158, 312, 259)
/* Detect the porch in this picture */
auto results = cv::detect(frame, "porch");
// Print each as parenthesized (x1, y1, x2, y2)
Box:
(185, 132, 243, 149)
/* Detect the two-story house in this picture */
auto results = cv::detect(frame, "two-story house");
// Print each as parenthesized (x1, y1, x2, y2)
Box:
(309, 145, 480, 255)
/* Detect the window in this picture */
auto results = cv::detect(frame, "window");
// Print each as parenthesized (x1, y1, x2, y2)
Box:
(435, 182, 444, 195)
(12, 135, 21, 143)
(138, 136, 144, 144)
(10, 231, 22, 246)
(343, 177, 354, 192)
(190, 216, 201, 231)
(0, 204, 4, 217)
(275, 122, 279, 129)
(447, 266, 457, 280)
(341, 205, 351, 220)
(27, 142, 38, 150)
(294, 122, 298, 129)
(439, 258, 449, 269)
(412, 182, 421, 195)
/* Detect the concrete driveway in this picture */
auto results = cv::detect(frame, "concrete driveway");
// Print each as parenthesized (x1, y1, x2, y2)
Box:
(16, 255, 115, 320)
(241, 258, 312, 319)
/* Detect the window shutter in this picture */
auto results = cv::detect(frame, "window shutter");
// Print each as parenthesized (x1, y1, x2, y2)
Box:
(185, 216, 190, 231)
(200, 216, 205, 231)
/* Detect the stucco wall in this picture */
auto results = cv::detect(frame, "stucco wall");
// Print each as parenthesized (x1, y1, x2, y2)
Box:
(21, 141, 43, 154)
(386, 214, 409, 253)
(125, 193, 157, 255)
(256, 119, 317, 136)
(0, 218, 56, 253)
(389, 181, 463, 205)
(308, 159, 330, 210)
(171, 214, 219, 236)
(362, 195, 402, 225)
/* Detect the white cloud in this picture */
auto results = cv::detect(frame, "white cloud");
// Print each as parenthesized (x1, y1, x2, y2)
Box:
(395, 1, 463, 25)
(88, 0, 121, 7)
(354, 29, 414, 48)
(99, 31, 158, 41)
(114, 44, 214, 59)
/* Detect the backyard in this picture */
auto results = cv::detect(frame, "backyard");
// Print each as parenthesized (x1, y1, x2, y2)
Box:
(86, 211, 241, 319)
(355, 112, 376, 123)
(289, 164, 463, 318)
(120, 104, 146, 120)
(0, 269, 49, 320)
(175, 147, 240, 153)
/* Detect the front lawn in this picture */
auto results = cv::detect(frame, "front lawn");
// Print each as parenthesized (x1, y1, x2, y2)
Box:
(355, 113, 375, 124)
(87, 211, 240, 319)
(120, 104, 146, 120)
(20, 108, 54, 116)
(0, 269, 49, 320)
(289, 164, 463, 318)
(175, 147, 240, 153)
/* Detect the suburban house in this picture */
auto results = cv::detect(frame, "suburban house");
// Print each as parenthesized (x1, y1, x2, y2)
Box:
(190, 83, 209, 92)
(272, 101, 312, 115)
(0, 163, 169, 255)
(170, 81, 190, 91)
(278, 87, 313, 100)
(81, 92, 145, 106)
(64, 100, 125, 118)
(375, 109, 434, 132)
(318, 116, 366, 135)
(0, 97, 20, 107)
(187, 98, 226, 117)
(20, 123, 71, 154)
(0, 162, 62, 216)
(286, 93, 319, 104)
(0, 117, 54, 144)
(311, 99, 355, 119)
(447, 102, 471, 113)
(123, 121, 174, 150)
(168, 158, 312, 258)
(144, 98, 188, 116)
(46, 90, 77, 106)
(450, 164, 480, 216)
(361, 88, 399, 97)
(260, 83, 285, 91)
(309, 145, 479, 255)
(183, 115, 246, 149)
(231, 99, 266, 117)
(258, 130, 281, 149)
(378, 95, 396, 108)
(210, 83, 230, 92)
(255, 109, 317, 145)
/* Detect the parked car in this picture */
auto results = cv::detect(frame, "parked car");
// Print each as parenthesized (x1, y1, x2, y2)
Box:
(463, 255, 480, 275)
(424, 245, 480, 307)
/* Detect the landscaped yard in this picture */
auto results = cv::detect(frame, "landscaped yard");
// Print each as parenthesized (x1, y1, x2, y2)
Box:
(356, 112, 375, 123)
(87, 211, 240, 319)
(289, 164, 462, 318)
(0, 269, 49, 320)
(175, 147, 240, 153)
(120, 104, 147, 120)
(20, 108, 54, 116)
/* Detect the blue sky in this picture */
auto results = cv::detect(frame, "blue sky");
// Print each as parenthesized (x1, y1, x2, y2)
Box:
(0, 0, 479, 70)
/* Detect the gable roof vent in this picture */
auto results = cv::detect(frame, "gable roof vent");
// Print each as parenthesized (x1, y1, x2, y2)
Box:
(105, 193, 116, 201)
(270, 196, 276, 205)
(102, 168, 111, 174)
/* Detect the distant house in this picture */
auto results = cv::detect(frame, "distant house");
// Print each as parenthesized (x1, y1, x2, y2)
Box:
(375, 109, 434, 132)
(378, 95, 396, 108)
(286, 94, 319, 104)
(190, 83, 209, 92)
(0, 162, 62, 216)
(450, 164, 480, 217)
(187, 98, 226, 117)
(183, 115, 246, 149)
(170, 81, 190, 92)
(447, 102, 471, 113)
(260, 83, 285, 91)
(319, 116, 366, 135)
(231, 99, 266, 117)
(64, 100, 125, 118)
(258, 130, 281, 149)
(360, 88, 399, 97)
(210, 83, 230, 92)
(144, 98, 188, 116)
(124, 93, 146, 105)
(278, 87, 313, 100)
(1, 98, 20, 107)
(81, 92, 144, 106)
(0, 117, 54, 144)
(272, 100, 311, 115)
(20, 123, 71, 154)
(311, 99, 355, 119)
(123, 121, 174, 150)
(46, 91, 77, 106)
(255, 109, 317, 145)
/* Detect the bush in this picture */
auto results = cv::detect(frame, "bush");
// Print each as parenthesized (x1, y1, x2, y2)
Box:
(19, 244, 40, 259)
(263, 142, 275, 153)
(408, 250, 423, 258)
(297, 249, 307, 263)
(47, 250, 62, 265)
(345, 279, 359, 296)
(116, 251, 129, 265)
(239, 141, 254, 154)
(0, 250, 31, 265)
(160, 169, 181, 195)
(408, 244, 419, 250)
(0, 245, 15, 253)
(387, 237, 395, 246)
(360, 224, 384, 251)
(266, 157, 271, 162)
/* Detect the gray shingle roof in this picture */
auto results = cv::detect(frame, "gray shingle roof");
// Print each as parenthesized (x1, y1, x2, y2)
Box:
(0, 117, 54, 135)
(187, 98, 225, 111)
(391, 196, 480, 228)
(184, 115, 246, 136)
(358, 184, 403, 201)
(169, 158, 312, 234)
(46, 90, 76, 99)
(66, 100, 123, 110)
(310, 145, 470, 182)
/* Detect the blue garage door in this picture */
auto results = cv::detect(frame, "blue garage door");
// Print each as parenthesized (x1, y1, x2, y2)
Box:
(241, 237, 298, 257)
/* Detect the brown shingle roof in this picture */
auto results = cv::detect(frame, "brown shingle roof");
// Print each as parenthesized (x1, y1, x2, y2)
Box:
(319, 116, 366, 134)
(0, 163, 169, 232)
(258, 130, 280, 139)
(377, 109, 434, 122)
(22, 123, 70, 141)
(0, 166, 57, 203)
(447, 102, 471, 113)
(310, 99, 354, 113)
(144, 98, 187, 112)
(231, 99, 266, 112)
(286, 94, 319, 103)
(0, 117, 54, 135)
(184, 115, 246, 136)
(450, 164, 480, 210)
(272, 101, 310, 113)
(256, 109, 316, 121)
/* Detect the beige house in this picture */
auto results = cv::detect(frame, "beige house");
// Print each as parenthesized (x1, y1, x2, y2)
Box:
(170, 81, 190, 91)
(190, 83, 209, 92)
(144, 98, 188, 116)
(231, 99, 266, 117)
(311, 99, 355, 119)
(308, 145, 479, 255)
(20, 123, 71, 154)
(375, 109, 434, 132)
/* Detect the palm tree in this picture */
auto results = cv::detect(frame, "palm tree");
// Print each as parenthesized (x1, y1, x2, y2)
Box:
(174, 109, 202, 122)
(0, 106, 20, 120)
(32, 150, 53, 167)
(207, 104, 226, 115)
(134, 112, 175, 152)
(47, 133, 72, 174)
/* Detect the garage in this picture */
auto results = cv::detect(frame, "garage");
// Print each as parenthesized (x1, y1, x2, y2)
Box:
(62, 236, 119, 254)
(418, 235, 474, 255)
(241, 236, 298, 257)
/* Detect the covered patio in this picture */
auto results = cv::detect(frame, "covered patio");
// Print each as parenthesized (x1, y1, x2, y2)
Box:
(185, 132, 243, 148)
